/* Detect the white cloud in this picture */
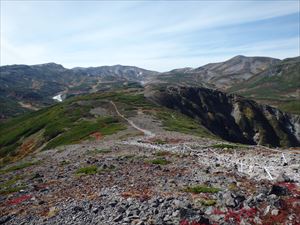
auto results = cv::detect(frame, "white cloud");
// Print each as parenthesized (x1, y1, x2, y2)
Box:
(1, 38, 47, 65)
(0, 1, 299, 70)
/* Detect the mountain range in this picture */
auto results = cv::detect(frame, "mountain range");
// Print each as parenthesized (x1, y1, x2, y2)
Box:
(1, 55, 299, 121)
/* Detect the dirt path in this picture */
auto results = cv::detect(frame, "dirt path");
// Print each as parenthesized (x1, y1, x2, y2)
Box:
(110, 101, 155, 137)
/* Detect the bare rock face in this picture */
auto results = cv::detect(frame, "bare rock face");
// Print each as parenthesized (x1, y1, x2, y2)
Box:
(148, 86, 300, 147)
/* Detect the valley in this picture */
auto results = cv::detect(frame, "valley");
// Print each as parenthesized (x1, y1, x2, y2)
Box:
(1, 56, 299, 121)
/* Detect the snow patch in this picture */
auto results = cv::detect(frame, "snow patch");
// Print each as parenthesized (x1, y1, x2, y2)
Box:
(53, 94, 63, 102)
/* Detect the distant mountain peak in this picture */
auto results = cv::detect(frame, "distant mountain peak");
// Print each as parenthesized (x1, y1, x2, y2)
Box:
(231, 55, 246, 59)
(33, 62, 66, 70)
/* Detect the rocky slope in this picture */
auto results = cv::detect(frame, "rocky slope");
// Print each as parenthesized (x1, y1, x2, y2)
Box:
(147, 86, 300, 147)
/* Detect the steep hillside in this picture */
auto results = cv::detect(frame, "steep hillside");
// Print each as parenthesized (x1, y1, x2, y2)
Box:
(147, 86, 300, 147)
(229, 56, 300, 114)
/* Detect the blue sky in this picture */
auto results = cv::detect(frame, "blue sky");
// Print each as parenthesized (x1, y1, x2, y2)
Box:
(1, 1, 299, 71)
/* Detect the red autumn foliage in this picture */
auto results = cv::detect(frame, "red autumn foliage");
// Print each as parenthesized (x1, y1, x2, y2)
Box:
(90, 132, 103, 140)
(261, 196, 300, 225)
(7, 194, 32, 205)
(212, 207, 257, 224)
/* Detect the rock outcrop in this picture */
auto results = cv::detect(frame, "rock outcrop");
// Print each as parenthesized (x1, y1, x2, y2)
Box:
(148, 86, 300, 147)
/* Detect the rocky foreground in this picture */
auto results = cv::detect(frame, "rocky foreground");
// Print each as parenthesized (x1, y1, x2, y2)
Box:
(0, 131, 299, 225)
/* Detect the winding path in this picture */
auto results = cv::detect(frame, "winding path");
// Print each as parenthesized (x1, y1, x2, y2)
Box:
(110, 101, 155, 137)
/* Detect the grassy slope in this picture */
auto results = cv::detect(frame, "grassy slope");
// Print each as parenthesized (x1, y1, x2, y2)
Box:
(229, 57, 300, 114)
(0, 92, 129, 164)
(0, 97, 31, 120)
(157, 110, 214, 138)
(0, 89, 213, 165)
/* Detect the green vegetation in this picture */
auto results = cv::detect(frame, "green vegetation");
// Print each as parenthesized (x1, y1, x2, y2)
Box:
(0, 175, 26, 195)
(0, 96, 31, 120)
(0, 161, 37, 174)
(278, 101, 300, 115)
(75, 164, 116, 176)
(112, 93, 152, 108)
(148, 157, 171, 165)
(44, 117, 125, 150)
(183, 185, 221, 194)
(153, 139, 168, 145)
(157, 111, 214, 138)
(60, 160, 71, 166)
(229, 57, 300, 115)
(0, 91, 129, 162)
(200, 199, 217, 206)
(76, 165, 98, 175)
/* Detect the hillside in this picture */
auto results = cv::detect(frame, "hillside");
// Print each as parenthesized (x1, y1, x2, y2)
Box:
(229, 56, 300, 114)
(153, 55, 280, 90)
(147, 86, 300, 147)
(2, 84, 299, 168)
(0, 88, 213, 165)
(1, 55, 299, 122)
(0, 64, 158, 120)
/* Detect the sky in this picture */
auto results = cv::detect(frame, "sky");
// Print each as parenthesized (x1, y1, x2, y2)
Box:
(0, 1, 299, 72)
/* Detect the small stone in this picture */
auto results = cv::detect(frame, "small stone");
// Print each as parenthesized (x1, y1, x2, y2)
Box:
(123, 217, 130, 222)
(205, 206, 214, 215)
(173, 200, 183, 209)
(255, 193, 265, 202)
(223, 192, 235, 208)
(269, 185, 289, 196)
(271, 209, 279, 216)
(117, 207, 126, 214)
(109, 200, 118, 207)
(276, 172, 292, 182)
(113, 215, 123, 222)
(264, 205, 270, 216)
(198, 216, 210, 225)
(172, 210, 180, 217)
(92, 207, 99, 213)
(73, 206, 83, 214)
(0, 216, 11, 224)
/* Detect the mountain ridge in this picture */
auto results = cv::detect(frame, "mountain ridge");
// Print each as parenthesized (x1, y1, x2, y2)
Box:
(1, 55, 299, 121)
